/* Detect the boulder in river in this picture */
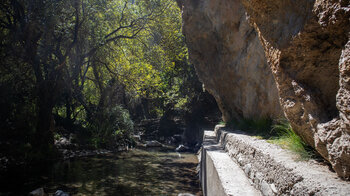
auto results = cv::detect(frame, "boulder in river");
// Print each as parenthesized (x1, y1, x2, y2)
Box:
(178, 193, 195, 196)
(176, 144, 190, 152)
(29, 188, 45, 196)
(55, 190, 69, 196)
(145, 140, 162, 147)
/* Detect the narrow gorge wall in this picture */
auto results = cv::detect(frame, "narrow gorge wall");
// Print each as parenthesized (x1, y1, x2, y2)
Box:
(179, 0, 350, 178)
(179, 0, 283, 121)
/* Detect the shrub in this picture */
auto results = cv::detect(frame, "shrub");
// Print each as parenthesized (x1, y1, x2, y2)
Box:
(89, 105, 134, 149)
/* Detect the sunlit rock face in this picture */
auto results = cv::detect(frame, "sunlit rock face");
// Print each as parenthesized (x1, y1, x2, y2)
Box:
(241, 0, 350, 179)
(180, 0, 350, 178)
(179, 0, 283, 122)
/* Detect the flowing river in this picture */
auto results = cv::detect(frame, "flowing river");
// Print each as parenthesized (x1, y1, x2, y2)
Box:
(1, 147, 202, 196)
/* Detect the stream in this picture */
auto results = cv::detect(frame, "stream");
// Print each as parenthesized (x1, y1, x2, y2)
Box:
(0, 147, 202, 196)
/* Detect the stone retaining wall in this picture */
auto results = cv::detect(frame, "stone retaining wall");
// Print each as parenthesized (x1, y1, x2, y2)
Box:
(200, 125, 350, 195)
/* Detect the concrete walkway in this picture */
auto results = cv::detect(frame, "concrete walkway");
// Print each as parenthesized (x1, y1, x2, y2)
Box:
(200, 131, 261, 196)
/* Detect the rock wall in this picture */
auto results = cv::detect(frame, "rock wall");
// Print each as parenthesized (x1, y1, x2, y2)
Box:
(240, 0, 350, 179)
(179, 0, 350, 178)
(179, 0, 283, 121)
(211, 126, 350, 195)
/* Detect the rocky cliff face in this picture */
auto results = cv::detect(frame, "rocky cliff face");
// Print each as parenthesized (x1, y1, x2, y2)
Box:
(241, 0, 350, 178)
(180, 0, 283, 121)
(179, 0, 350, 178)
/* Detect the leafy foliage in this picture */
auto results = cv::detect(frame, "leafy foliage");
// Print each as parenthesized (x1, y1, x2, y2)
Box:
(0, 0, 197, 160)
(89, 105, 134, 149)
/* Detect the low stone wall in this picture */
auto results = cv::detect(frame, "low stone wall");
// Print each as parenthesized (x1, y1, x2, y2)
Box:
(200, 125, 350, 195)
(200, 131, 261, 196)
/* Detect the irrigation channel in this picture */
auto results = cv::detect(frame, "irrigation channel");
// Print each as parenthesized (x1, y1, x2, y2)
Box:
(1, 147, 202, 195)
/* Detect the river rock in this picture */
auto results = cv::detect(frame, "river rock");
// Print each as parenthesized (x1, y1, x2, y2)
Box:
(54, 134, 77, 150)
(175, 144, 190, 152)
(29, 188, 45, 196)
(178, 193, 194, 196)
(54, 190, 69, 196)
(54, 137, 70, 147)
(145, 140, 162, 147)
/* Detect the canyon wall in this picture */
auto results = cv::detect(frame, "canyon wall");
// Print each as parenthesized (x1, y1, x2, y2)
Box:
(179, 0, 350, 178)
(179, 0, 283, 121)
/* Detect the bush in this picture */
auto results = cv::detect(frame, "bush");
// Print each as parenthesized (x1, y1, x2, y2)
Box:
(89, 105, 134, 149)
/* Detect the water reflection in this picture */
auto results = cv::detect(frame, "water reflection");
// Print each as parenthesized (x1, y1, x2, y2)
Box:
(5, 148, 202, 195)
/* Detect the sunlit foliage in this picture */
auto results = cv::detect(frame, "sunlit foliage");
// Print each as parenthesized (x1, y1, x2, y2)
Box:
(0, 0, 197, 155)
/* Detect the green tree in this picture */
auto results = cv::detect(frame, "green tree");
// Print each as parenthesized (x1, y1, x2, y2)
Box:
(0, 0, 172, 154)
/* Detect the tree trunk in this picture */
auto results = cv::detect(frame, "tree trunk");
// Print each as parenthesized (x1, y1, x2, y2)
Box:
(66, 97, 72, 121)
(33, 82, 55, 153)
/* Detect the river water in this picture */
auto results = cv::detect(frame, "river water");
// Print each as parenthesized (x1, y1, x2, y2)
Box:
(1, 147, 202, 195)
